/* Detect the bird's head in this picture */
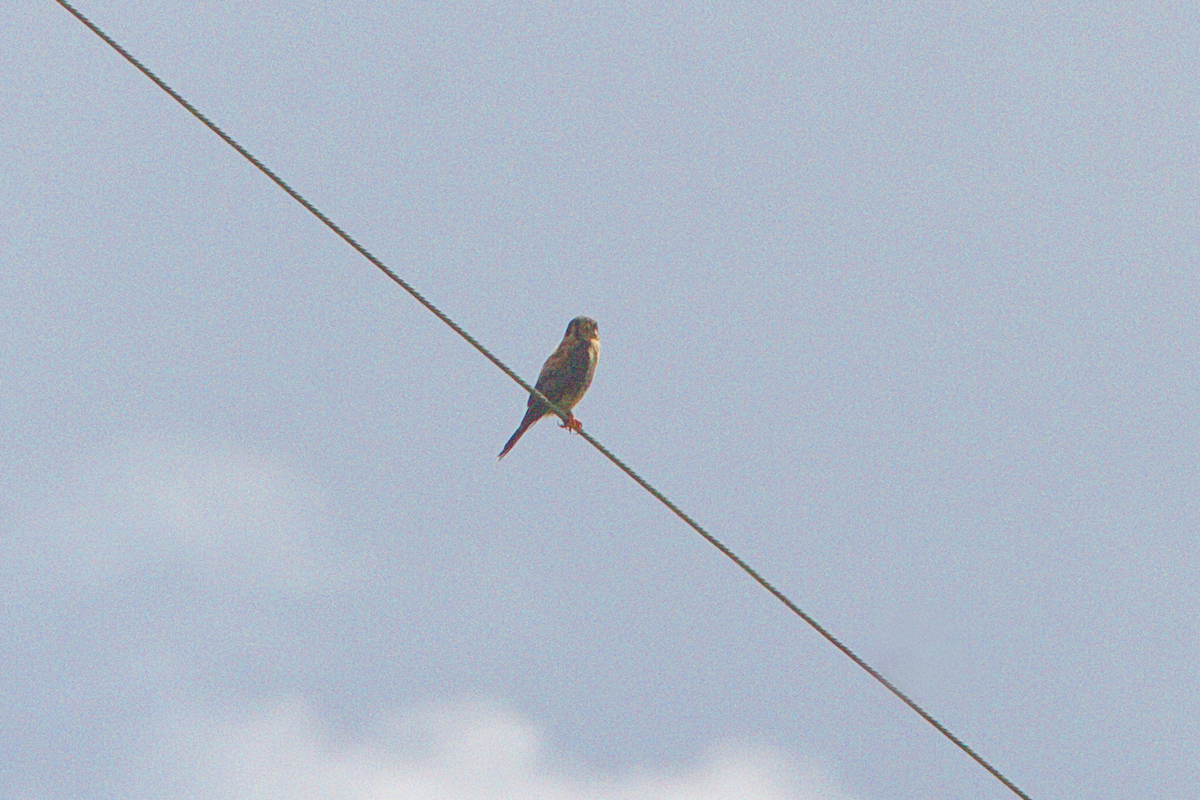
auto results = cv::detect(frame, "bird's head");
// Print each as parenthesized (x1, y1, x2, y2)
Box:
(567, 316, 599, 342)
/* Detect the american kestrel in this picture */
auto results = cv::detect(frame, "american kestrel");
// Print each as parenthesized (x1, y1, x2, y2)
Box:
(498, 316, 600, 459)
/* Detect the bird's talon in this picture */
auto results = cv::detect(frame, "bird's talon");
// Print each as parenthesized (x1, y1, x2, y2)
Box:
(560, 415, 583, 433)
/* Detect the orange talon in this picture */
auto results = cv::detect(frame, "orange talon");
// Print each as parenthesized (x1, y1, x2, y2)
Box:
(560, 414, 583, 433)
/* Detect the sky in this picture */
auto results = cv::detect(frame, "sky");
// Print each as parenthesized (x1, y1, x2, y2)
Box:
(2, 1, 1198, 798)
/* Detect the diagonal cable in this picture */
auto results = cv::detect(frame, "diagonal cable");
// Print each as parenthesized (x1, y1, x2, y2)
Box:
(54, 3, 1033, 798)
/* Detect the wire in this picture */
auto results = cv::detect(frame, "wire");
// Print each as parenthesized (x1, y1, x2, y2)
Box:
(54, 3, 1033, 798)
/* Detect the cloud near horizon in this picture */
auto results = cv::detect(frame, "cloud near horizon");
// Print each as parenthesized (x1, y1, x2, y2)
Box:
(125, 699, 855, 800)
(7, 436, 341, 593)
(3, 439, 856, 800)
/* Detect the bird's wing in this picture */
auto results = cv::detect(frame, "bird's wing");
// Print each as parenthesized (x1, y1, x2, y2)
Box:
(532, 338, 593, 407)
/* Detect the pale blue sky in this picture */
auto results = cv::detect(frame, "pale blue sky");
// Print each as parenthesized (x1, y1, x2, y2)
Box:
(2, 2, 1197, 798)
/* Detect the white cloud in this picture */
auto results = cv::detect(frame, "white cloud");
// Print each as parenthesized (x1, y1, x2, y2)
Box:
(7, 437, 340, 591)
(129, 699, 856, 800)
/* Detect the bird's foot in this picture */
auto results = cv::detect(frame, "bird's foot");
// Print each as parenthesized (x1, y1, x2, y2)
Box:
(559, 414, 582, 433)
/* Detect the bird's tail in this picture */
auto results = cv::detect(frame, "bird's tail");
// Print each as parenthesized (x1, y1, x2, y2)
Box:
(498, 407, 543, 459)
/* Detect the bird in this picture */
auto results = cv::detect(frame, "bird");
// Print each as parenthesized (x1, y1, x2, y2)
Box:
(498, 316, 600, 459)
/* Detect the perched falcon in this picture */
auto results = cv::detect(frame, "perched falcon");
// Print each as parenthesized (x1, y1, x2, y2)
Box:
(498, 316, 600, 459)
